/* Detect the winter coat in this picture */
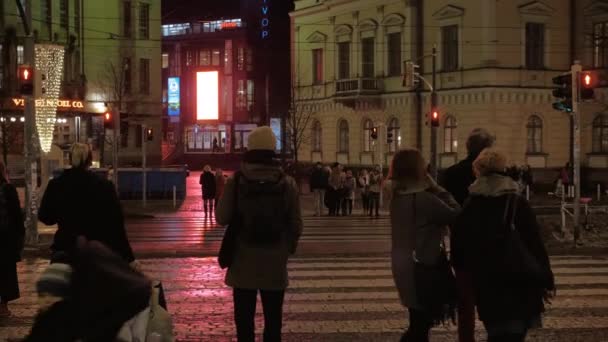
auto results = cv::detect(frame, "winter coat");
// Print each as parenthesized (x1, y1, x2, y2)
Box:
(38, 168, 135, 262)
(24, 239, 151, 342)
(200, 171, 217, 200)
(369, 173, 382, 193)
(328, 169, 343, 190)
(390, 180, 460, 310)
(442, 156, 477, 205)
(0, 179, 24, 262)
(216, 162, 303, 290)
(310, 167, 329, 191)
(344, 176, 356, 200)
(451, 174, 555, 325)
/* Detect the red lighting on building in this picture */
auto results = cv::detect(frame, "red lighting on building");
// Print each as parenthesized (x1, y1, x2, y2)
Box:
(196, 71, 219, 121)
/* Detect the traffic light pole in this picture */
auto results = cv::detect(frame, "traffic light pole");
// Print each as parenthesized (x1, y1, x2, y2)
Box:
(113, 111, 120, 190)
(17, 0, 39, 245)
(571, 62, 582, 245)
(430, 45, 438, 180)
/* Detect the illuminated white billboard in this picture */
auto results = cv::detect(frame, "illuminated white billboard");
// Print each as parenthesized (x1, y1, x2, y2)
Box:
(196, 71, 219, 120)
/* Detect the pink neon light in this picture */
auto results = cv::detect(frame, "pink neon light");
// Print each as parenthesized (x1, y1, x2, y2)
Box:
(196, 71, 219, 120)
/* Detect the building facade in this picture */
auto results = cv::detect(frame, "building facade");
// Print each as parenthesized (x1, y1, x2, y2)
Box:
(290, 0, 608, 173)
(0, 0, 162, 173)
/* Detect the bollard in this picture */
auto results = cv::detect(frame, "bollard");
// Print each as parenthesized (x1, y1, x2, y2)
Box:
(526, 185, 530, 201)
(173, 186, 177, 208)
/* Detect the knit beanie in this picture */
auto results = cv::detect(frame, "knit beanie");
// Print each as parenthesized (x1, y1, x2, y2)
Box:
(247, 126, 277, 151)
(36, 263, 73, 298)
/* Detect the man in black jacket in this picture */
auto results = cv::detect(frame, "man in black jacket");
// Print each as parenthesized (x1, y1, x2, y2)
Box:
(310, 162, 329, 216)
(39, 143, 136, 264)
(442, 128, 494, 342)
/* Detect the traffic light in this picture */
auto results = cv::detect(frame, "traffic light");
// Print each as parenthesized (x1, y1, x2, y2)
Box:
(431, 110, 440, 127)
(18, 65, 34, 96)
(403, 61, 420, 88)
(146, 128, 154, 141)
(552, 74, 572, 112)
(580, 72, 595, 101)
(387, 130, 394, 144)
(371, 127, 378, 140)
(103, 112, 114, 129)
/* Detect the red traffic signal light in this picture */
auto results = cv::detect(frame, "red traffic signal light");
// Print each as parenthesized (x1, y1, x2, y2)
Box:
(146, 128, 154, 141)
(103, 112, 114, 129)
(581, 72, 595, 100)
(370, 127, 378, 140)
(431, 110, 440, 127)
(18, 65, 34, 96)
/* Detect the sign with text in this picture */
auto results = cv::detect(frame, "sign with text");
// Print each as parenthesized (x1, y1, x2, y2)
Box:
(168, 77, 180, 116)
(196, 71, 219, 121)
(11, 98, 85, 110)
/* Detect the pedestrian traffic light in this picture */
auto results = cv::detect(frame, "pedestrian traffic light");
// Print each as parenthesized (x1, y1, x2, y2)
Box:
(371, 127, 378, 140)
(403, 61, 420, 88)
(146, 128, 153, 141)
(387, 130, 394, 144)
(103, 112, 114, 129)
(18, 65, 34, 96)
(552, 73, 572, 112)
(580, 72, 595, 101)
(431, 110, 440, 127)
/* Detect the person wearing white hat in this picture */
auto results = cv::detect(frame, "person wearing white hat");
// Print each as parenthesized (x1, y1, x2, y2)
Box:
(216, 126, 303, 342)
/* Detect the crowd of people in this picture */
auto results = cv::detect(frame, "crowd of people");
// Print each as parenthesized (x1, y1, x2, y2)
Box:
(310, 162, 384, 217)
(0, 126, 556, 342)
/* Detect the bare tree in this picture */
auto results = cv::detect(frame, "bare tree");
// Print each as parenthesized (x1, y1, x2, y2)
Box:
(284, 83, 317, 166)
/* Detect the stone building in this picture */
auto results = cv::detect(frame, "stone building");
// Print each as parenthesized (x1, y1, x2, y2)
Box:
(290, 0, 608, 176)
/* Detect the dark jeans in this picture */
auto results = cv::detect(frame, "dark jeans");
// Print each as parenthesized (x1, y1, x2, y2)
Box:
(487, 333, 526, 342)
(401, 308, 433, 342)
(233, 288, 285, 342)
(341, 199, 353, 216)
(361, 193, 369, 213)
(456, 270, 476, 342)
(203, 198, 214, 214)
(368, 192, 380, 216)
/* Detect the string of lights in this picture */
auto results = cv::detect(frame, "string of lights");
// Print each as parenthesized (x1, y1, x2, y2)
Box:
(35, 44, 65, 154)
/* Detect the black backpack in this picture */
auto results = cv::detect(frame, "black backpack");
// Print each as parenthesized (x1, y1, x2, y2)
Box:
(237, 173, 289, 246)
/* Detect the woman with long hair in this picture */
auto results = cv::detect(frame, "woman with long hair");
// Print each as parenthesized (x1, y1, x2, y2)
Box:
(0, 161, 25, 318)
(389, 148, 460, 342)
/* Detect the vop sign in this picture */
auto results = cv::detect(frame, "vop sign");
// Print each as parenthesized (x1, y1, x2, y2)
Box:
(261, 0, 270, 39)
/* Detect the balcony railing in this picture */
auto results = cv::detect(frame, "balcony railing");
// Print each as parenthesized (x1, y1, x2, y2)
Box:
(335, 78, 383, 97)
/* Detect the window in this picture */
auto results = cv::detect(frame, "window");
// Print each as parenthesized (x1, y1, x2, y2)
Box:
(246, 48, 253, 71)
(593, 115, 608, 153)
(161, 23, 190, 36)
(312, 120, 322, 152)
(525, 23, 545, 69)
(199, 49, 210, 66)
(121, 122, 129, 147)
(139, 3, 150, 39)
(246, 80, 255, 111)
(162, 53, 169, 68)
(594, 22, 608, 68)
(441, 25, 459, 72)
(338, 42, 350, 79)
(123, 57, 132, 94)
(388, 118, 400, 153)
(526, 115, 543, 153)
(338, 120, 349, 153)
(236, 80, 246, 110)
(74, 0, 81, 34)
(312, 49, 323, 84)
(139, 58, 150, 95)
(135, 124, 142, 148)
(361, 37, 375, 78)
(17, 45, 24, 64)
(123, 1, 132, 38)
(212, 49, 221, 66)
(225, 40, 233, 74)
(60, 0, 68, 29)
(387, 32, 402, 76)
(237, 47, 245, 71)
(362, 119, 373, 152)
(443, 116, 457, 153)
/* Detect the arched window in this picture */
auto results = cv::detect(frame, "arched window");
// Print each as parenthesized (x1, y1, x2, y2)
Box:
(443, 116, 457, 153)
(526, 115, 543, 153)
(388, 117, 400, 153)
(311, 120, 322, 152)
(362, 119, 373, 152)
(338, 120, 349, 153)
(593, 115, 608, 153)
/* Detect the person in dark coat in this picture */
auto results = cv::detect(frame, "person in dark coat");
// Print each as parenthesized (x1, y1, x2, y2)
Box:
(0, 161, 25, 318)
(200, 165, 217, 217)
(38, 143, 136, 265)
(310, 162, 329, 216)
(441, 128, 495, 342)
(452, 149, 555, 342)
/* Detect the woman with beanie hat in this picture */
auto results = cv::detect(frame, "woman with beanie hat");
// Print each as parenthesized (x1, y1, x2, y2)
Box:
(216, 126, 303, 342)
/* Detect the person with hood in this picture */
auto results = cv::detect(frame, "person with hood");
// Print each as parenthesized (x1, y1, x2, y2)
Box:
(452, 149, 555, 342)
(389, 148, 460, 342)
(200, 165, 217, 217)
(216, 126, 303, 342)
(0, 161, 24, 318)
(38, 143, 136, 266)
(442, 128, 495, 342)
(310, 162, 329, 216)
